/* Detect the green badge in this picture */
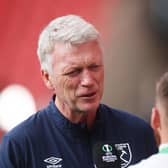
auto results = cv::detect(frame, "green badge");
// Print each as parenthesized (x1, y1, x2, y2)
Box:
(102, 144, 113, 152)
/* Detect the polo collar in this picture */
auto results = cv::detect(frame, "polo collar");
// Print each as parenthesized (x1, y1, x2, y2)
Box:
(47, 95, 104, 142)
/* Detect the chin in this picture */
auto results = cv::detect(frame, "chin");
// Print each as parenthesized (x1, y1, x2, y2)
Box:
(78, 102, 99, 113)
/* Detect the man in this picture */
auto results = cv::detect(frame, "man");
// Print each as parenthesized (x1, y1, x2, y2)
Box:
(129, 72, 168, 168)
(0, 15, 157, 168)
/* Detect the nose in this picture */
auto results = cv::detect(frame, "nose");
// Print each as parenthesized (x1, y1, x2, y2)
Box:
(80, 70, 94, 87)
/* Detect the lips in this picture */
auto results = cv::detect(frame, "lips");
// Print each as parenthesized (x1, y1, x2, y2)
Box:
(79, 91, 97, 98)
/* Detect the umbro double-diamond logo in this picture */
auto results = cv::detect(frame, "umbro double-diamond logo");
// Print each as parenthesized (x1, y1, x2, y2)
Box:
(44, 156, 63, 168)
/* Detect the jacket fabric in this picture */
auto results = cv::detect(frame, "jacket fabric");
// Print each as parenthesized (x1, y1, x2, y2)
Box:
(0, 96, 157, 168)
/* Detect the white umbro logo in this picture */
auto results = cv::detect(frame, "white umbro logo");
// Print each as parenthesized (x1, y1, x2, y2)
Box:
(44, 157, 63, 168)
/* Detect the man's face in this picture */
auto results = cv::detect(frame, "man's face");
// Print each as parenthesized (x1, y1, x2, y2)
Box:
(48, 41, 104, 114)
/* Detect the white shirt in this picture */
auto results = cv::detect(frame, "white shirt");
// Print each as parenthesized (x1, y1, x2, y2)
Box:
(128, 144, 168, 168)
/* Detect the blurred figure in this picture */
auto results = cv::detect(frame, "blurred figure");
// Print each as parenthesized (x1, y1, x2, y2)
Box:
(0, 15, 157, 168)
(129, 72, 168, 168)
(0, 84, 36, 132)
(0, 129, 5, 143)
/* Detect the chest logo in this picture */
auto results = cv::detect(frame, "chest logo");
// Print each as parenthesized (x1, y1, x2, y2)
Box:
(115, 143, 132, 168)
(44, 157, 63, 168)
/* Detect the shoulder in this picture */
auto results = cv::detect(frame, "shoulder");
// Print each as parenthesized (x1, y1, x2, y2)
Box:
(129, 153, 167, 168)
(99, 104, 158, 163)
(2, 107, 49, 144)
(99, 103, 157, 146)
(100, 104, 150, 129)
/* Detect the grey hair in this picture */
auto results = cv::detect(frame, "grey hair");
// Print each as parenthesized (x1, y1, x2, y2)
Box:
(37, 14, 101, 74)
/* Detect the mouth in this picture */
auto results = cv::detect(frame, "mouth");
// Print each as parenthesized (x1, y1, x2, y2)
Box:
(79, 92, 97, 98)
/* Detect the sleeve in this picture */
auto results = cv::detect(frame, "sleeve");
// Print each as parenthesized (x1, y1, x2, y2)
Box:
(0, 135, 23, 168)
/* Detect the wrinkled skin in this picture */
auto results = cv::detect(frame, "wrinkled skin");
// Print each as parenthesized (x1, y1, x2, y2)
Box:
(42, 41, 104, 126)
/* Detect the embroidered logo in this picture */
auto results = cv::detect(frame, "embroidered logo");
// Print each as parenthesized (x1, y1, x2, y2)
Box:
(44, 157, 63, 168)
(102, 144, 113, 153)
(101, 144, 118, 163)
(115, 143, 132, 168)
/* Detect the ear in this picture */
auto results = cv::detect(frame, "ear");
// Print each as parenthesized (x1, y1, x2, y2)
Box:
(151, 107, 161, 129)
(151, 107, 161, 146)
(41, 70, 54, 90)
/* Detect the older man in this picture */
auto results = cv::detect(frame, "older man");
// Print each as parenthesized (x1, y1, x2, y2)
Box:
(0, 15, 157, 168)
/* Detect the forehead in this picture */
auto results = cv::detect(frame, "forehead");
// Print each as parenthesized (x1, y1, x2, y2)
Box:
(52, 41, 103, 66)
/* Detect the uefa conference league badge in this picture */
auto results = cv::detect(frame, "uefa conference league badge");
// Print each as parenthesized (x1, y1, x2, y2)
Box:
(101, 144, 118, 163)
(93, 142, 132, 168)
(93, 142, 121, 168)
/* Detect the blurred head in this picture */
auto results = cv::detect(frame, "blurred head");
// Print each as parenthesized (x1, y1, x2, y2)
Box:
(151, 72, 168, 145)
(37, 15, 104, 121)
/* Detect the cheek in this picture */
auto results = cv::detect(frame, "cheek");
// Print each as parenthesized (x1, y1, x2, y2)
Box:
(51, 77, 67, 94)
(101, 71, 104, 80)
(97, 72, 104, 94)
(97, 70, 104, 84)
(61, 78, 78, 95)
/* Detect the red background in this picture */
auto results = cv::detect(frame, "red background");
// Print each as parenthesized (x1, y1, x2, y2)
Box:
(0, 0, 118, 141)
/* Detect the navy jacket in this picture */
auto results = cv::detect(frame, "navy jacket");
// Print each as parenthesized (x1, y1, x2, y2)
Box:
(0, 97, 157, 168)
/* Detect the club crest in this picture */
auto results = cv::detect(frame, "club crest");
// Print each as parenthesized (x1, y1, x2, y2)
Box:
(115, 143, 132, 168)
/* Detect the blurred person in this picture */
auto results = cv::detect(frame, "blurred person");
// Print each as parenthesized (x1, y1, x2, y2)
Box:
(0, 15, 157, 168)
(129, 72, 168, 168)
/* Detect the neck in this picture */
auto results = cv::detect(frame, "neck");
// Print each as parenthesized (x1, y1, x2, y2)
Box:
(160, 130, 168, 144)
(55, 97, 97, 128)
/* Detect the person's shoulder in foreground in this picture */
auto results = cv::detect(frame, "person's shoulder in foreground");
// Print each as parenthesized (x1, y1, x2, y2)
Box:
(128, 153, 168, 168)
(128, 72, 168, 168)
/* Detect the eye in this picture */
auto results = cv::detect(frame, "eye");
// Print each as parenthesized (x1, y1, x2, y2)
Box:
(63, 68, 82, 77)
(89, 64, 102, 71)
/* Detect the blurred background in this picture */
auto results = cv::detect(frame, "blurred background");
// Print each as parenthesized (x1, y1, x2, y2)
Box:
(0, 0, 168, 141)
